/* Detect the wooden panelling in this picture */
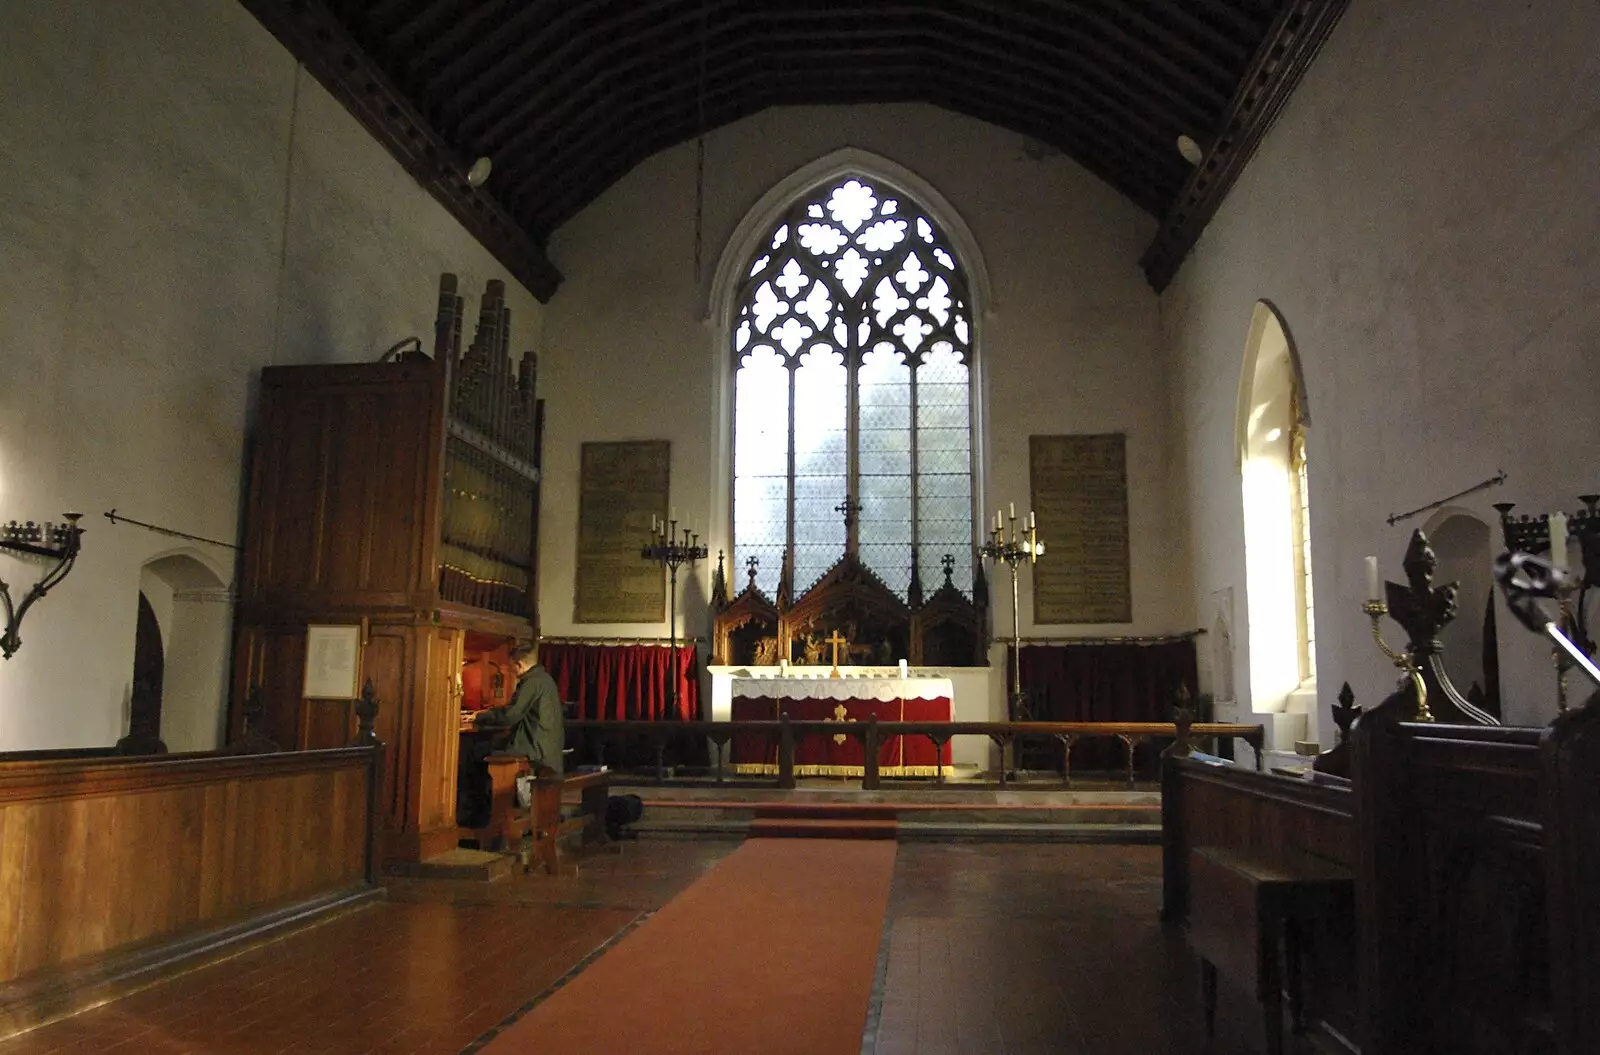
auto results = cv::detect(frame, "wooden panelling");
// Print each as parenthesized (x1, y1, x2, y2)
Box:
(243, 363, 443, 612)
(0, 749, 377, 987)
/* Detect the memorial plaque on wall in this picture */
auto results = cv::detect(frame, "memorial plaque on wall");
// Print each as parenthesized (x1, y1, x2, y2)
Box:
(1029, 434, 1132, 623)
(574, 441, 669, 623)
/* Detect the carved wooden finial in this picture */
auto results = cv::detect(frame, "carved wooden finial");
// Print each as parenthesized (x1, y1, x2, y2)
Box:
(354, 678, 380, 746)
(1333, 681, 1361, 744)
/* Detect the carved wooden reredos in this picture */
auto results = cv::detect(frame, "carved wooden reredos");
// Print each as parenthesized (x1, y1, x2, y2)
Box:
(711, 549, 987, 667)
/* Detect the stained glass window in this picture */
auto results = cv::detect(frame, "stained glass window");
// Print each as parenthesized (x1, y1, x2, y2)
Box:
(732, 176, 975, 601)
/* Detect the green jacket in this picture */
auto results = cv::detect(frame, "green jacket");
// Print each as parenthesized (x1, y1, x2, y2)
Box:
(478, 664, 565, 774)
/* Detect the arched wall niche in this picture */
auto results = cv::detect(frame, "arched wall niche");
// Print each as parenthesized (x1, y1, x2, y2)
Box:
(136, 548, 234, 752)
(1421, 506, 1499, 711)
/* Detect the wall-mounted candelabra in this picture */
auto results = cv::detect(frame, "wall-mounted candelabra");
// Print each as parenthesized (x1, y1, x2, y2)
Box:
(0, 514, 84, 660)
(642, 514, 708, 717)
(980, 504, 1043, 721)
(1495, 494, 1599, 710)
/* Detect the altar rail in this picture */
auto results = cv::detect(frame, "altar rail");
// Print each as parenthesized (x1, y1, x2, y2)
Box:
(0, 746, 384, 1035)
(568, 719, 1264, 788)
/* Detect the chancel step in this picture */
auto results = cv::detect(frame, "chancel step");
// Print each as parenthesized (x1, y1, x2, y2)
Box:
(620, 784, 1160, 844)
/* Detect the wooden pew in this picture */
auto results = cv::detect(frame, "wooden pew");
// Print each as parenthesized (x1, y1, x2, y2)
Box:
(1352, 687, 1600, 1055)
(1162, 757, 1356, 1048)
(0, 745, 383, 1038)
(1162, 685, 1600, 1055)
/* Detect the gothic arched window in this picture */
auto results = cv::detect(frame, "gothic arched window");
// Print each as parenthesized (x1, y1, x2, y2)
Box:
(732, 176, 975, 603)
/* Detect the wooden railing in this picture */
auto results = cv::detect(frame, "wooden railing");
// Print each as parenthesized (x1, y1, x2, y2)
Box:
(568, 719, 1264, 788)
(0, 745, 383, 1020)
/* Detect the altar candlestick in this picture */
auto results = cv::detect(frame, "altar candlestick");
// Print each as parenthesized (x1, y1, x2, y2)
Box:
(898, 658, 908, 680)
(1009, 501, 1015, 520)
(1365, 556, 1380, 602)
(1549, 512, 1569, 570)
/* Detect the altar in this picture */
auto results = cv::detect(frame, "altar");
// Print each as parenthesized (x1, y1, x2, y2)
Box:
(729, 675, 954, 777)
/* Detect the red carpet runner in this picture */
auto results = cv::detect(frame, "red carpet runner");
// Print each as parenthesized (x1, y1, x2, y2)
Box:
(479, 838, 897, 1055)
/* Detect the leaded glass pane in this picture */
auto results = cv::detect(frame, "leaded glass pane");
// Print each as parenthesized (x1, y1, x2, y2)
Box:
(732, 173, 976, 608)
(859, 344, 912, 595)
(733, 346, 789, 597)
(792, 346, 847, 593)
(918, 346, 973, 596)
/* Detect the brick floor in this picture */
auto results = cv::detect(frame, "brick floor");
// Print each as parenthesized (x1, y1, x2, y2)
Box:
(2, 839, 1325, 1055)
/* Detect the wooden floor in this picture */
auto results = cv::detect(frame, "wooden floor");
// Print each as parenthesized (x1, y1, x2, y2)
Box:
(0, 841, 1323, 1055)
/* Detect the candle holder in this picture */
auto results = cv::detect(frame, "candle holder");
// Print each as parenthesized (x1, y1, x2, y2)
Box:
(0, 513, 85, 660)
(1363, 598, 1432, 722)
(979, 508, 1044, 722)
(641, 516, 708, 718)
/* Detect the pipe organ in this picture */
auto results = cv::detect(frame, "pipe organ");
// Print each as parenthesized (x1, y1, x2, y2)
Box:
(231, 274, 543, 866)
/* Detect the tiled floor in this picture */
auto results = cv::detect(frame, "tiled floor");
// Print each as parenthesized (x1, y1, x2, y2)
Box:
(0, 841, 735, 1055)
(1, 839, 1323, 1055)
(869, 843, 1326, 1055)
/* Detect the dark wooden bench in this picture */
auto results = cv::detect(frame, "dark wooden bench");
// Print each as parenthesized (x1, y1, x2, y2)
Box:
(1187, 845, 1352, 1055)
(464, 755, 611, 873)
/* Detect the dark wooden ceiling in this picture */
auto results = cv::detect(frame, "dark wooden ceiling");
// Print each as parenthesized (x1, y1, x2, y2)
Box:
(243, 0, 1349, 299)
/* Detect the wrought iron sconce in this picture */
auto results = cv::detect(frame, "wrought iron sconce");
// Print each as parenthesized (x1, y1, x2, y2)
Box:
(0, 513, 85, 660)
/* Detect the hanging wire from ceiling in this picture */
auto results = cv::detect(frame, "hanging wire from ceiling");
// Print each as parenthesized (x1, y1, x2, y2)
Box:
(693, 0, 708, 281)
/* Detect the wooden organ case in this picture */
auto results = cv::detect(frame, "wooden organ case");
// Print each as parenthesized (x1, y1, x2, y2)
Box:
(231, 275, 542, 865)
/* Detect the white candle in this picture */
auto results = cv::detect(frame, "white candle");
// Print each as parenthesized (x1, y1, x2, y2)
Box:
(779, 658, 788, 676)
(1028, 510, 1036, 531)
(1549, 513, 1569, 570)
(1009, 501, 1015, 519)
(1365, 556, 1380, 602)
(898, 658, 908, 679)
(651, 514, 658, 533)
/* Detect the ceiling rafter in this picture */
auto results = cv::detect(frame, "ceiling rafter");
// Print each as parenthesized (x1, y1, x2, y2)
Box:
(488, 24, 1186, 195)
(1142, 0, 1351, 289)
(236, 0, 562, 299)
(484, 3, 1215, 176)
(236, 0, 1341, 295)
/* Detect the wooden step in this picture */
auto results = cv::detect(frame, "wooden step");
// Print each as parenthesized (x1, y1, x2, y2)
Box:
(750, 803, 899, 822)
(747, 817, 898, 840)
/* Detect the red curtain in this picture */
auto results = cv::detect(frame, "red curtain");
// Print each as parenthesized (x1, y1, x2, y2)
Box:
(540, 642, 700, 721)
(1013, 640, 1199, 770)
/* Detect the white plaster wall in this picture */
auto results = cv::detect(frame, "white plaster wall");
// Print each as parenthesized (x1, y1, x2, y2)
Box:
(539, 104, 1189, 715)
(0, 0, 541, 749)
(1165, 0, 1600, 735)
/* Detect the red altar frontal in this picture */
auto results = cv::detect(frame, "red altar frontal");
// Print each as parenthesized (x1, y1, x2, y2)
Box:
(730, 677, 954, 777)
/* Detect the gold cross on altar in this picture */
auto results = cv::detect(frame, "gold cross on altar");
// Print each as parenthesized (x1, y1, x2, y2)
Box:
(825, 630, 848, 678)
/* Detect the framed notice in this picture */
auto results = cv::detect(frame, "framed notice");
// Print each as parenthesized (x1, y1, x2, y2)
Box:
(1030, 434, 1132, 624)
(303, 624, 362, 699)
(574, 440, 670, 623)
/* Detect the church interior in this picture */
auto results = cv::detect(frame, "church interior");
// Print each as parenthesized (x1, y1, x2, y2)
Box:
(2, 1, 1598, 1052)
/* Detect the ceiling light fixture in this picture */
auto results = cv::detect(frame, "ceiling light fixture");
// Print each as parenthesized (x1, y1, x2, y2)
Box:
(466, 156, 493, 188)
(1176, 134, 1204, 166)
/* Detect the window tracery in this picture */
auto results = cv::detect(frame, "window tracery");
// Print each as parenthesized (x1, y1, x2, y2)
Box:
(732, 176, 974, 602)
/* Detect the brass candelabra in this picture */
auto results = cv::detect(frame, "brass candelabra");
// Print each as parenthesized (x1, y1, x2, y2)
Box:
(980, 506, 1043, 722)
(642, 515, 707, 718)
(1362, 598, 1432, 722)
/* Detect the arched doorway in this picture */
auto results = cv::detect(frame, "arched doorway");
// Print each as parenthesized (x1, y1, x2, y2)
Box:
(118, 592, 167, 753)
(132, 551, 234, 752)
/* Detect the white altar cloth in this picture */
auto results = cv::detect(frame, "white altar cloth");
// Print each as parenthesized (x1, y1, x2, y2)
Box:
(730, 676, 955, 703)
